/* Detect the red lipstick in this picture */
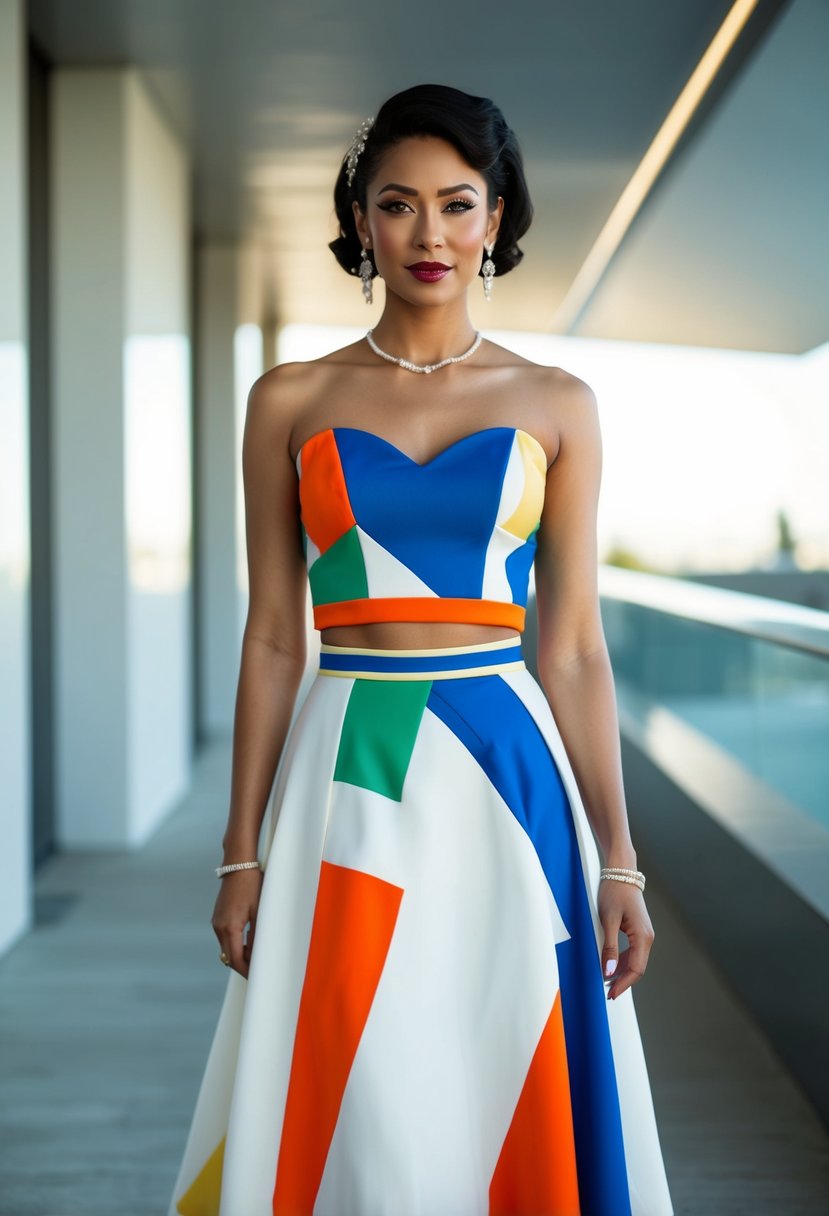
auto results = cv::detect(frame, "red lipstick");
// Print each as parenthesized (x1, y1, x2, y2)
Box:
(406, 261, 452, 282)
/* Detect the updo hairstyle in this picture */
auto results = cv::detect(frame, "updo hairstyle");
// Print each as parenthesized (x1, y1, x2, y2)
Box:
(329, 83, 533, 283)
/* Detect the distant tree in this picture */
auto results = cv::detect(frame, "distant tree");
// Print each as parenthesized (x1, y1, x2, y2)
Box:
(776, 508, 796, 555)
(762, 508, 800, 571)
(603, 545, 655, 572)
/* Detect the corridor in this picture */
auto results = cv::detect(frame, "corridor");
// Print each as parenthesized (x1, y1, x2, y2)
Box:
(0, 736, 827, 1215)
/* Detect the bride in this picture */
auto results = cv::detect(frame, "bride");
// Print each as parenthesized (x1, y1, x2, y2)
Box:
(170, 81, 674, 1216)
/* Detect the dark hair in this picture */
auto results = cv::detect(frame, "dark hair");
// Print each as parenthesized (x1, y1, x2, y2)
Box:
(329, 83, 533, 283)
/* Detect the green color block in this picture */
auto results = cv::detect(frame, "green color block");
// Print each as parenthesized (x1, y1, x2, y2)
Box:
(308, 525, 369, 605)
(334, 678, 432, 801)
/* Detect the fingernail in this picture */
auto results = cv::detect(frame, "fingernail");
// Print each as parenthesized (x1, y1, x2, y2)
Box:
(604, 958, 617, 977)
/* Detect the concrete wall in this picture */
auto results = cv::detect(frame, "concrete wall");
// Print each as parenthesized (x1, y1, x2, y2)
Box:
(195, 244, 266, 738)
(0, 0, 32, 954)
(52, 67, 193, 847)
(123, 72, 193, 843)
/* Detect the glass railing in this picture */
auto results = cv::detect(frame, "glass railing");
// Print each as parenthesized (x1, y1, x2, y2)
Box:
(572, 566, 829, 919)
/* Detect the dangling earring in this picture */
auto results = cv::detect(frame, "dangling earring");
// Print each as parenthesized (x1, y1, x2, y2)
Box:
(482, 243, 496, 302)
(360, 240, 374, 305)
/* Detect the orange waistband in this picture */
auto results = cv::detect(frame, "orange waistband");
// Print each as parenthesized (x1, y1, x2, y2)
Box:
(313, 597, 526, 632)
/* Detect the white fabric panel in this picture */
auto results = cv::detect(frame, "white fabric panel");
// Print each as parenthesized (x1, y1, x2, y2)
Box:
(493, 431, 526, 525)
(481, 526, 528, 601)
(481, 434, 529, 600)
(316, 704, 565, 1216)
(219, 677, 352, 1215)
(356, 524, 439, 598)
(502, 669, 675, 1216)
(169, 664, 673, 1216)
(305, 531, 320, 571)
(166, 973, 247, 1215)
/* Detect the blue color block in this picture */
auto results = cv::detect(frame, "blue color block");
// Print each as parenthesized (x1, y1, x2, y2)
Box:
(425, 674, 632, 1216)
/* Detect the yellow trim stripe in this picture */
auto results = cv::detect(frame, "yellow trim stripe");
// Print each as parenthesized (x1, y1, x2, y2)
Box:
(318, 636, 522, 658)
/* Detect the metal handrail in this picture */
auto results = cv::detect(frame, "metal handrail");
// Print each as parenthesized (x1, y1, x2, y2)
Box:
(597, 564, 829, 659)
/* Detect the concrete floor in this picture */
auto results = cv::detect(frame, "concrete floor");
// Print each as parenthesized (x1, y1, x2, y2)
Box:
(1, 736, 827, 1216)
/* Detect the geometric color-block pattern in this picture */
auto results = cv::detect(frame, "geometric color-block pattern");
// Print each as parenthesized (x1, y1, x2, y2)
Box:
(488, 992, 580, 1214)
(427, 673, 632, 1214)
(307, 524, 369, 606)
(169, 640, 675, 1216)
(296, 426, 547, 633)
(272, 861, 404, 1215)
(174, 1135, 224, 1216)
(332, 676, 432, 800)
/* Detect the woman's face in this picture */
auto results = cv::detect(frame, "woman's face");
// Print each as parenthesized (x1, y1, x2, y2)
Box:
(352, 135, 504, 305)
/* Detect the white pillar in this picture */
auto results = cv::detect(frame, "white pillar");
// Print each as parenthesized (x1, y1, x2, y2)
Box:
(195, 242, 267, 737)
(0, 0, 32, 954)
(52, 67, 193, 847)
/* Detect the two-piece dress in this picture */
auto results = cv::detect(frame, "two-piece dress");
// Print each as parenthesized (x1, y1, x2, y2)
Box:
(169, 423, 675, 1215)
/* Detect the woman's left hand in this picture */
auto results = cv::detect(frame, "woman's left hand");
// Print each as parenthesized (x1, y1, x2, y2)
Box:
(598, 878, 655, 1000)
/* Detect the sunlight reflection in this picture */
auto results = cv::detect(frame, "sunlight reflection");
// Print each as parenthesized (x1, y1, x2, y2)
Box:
(234, 324, 265, 601)
(123, 334, 192, 593)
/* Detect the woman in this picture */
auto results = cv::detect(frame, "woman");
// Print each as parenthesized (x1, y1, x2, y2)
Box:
(170, 83, 674, 1216)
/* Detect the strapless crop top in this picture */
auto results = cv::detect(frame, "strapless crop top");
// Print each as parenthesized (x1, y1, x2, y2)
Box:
(295, 425, 547, 633)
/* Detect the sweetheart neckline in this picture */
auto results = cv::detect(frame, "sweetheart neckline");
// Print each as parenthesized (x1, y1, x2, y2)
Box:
(292, 425, 549, 471)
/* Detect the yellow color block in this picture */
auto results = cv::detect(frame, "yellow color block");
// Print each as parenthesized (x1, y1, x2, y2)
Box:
(176, 1136, 225, 1216)
(501, 430, 547, 539)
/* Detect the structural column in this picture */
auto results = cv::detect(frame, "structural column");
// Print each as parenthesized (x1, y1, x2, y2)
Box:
(0, 0, 31, 954)
(195, 241, 270, 737)
(51, 67, 193, 846)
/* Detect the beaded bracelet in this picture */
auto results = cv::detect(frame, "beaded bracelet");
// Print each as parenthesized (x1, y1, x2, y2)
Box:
(215, 860, 263, 878)
(599, 866, 646, 892)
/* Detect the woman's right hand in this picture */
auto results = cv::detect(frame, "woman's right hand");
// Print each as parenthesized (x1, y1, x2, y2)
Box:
(211, 869, 264, 979)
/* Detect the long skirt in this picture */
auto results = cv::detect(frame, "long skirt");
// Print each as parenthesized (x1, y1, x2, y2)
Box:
(168, 637, 674, 1216)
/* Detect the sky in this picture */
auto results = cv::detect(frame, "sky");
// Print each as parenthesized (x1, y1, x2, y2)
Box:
(277, 324, 829, 575)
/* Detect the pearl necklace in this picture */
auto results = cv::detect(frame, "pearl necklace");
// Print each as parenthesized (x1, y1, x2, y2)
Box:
(366, 328, 482, 374)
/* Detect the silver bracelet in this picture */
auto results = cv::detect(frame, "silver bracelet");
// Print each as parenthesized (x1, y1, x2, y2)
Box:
(215, 860, 263, 878)
(599, 866, 646, 892)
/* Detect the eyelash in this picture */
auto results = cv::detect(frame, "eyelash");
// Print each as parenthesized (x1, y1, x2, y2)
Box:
(378, 199, 475, 214)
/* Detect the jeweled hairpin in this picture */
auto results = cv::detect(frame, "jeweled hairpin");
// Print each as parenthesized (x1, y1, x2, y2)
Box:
(345, 116, 375, 187)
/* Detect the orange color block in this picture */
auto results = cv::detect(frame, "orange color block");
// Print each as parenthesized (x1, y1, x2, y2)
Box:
(272, 861, 404, 1215)
(489, 991, 581, 1215)
(313, 596, 526, 632)
(299, 430, 356, 553)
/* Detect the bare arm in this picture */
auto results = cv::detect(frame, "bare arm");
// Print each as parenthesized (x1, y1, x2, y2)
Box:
(212, 364, 309, 978)
(533, 370, 654, 999)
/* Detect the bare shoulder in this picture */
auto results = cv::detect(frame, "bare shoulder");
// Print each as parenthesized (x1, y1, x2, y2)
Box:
(247, 340, 369, 416)
(483, 339, 598, 407)
(243, 359, 331, 440)
(543, 367, 600, 469)
(544, 365, 599, 414)
(246, 359, 321, 410)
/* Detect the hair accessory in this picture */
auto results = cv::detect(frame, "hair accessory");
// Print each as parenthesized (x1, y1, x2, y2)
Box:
(215, 860, 263, 877)
(482, 243, 496, 301)
(360, 241, 374, 304)
(345, 116, 375, 187)
(365, 328, 482, 374)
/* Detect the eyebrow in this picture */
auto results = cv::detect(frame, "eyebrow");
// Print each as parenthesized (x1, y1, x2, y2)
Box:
(375, 182, 479, 197)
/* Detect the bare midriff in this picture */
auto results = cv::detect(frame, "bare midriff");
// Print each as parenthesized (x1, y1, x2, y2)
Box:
(320, 620, 522, 650)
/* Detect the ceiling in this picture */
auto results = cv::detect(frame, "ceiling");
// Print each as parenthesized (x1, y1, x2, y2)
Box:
(28, 0, 828, 352)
